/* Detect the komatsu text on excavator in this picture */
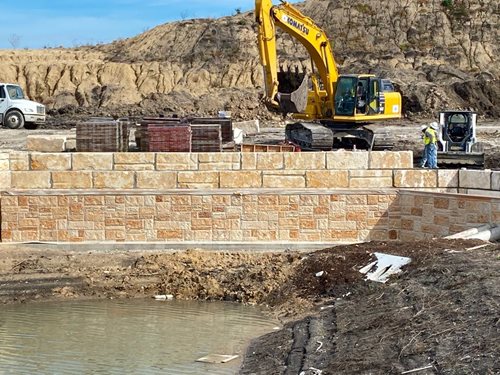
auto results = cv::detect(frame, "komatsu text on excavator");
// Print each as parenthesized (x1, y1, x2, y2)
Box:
(255, 0, 402, 150)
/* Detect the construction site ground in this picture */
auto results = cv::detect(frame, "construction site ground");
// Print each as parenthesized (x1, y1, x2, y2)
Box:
(0, 240, 498, 374)
(0, 118, 499, 169)
(0, 118, 499, 373)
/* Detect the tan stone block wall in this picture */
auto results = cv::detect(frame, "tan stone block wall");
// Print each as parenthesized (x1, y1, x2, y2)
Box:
(399, 191, 500, 240)
(93, 172, 135, 189)
(52, 172, 93, 189)
(0, 172, 11, 189)
(11, 171, 51, 189)
(394, 170, 437, 188)
(0, 192, 400, 243)
(369, 151, 413, 169)
(156, 153, 198, 170)
(26, 135, 66, 152)
(459, 170, 491, 190)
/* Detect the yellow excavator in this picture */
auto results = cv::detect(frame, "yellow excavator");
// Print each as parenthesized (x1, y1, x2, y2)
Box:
(255, 0, 402, 150)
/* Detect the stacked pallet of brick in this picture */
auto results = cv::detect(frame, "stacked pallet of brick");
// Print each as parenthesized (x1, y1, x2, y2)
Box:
(191, 124, 222, 152)
(136, 117, 191, 152)
(76, 118, 129, 152)
(189, 117, 233, 143)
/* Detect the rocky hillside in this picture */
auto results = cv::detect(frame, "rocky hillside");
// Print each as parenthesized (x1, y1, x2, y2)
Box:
(0, 0, 498, 120)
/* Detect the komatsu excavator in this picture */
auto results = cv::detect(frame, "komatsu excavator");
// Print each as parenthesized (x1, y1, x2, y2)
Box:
(255, 0, 402, 150)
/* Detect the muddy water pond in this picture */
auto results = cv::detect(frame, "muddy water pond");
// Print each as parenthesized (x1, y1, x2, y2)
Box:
(0, 299, 278, 374)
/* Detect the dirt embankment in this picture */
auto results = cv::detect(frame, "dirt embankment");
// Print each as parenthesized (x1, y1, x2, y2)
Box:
(0, 0, 498, 120)
(1, 240, 498, 374)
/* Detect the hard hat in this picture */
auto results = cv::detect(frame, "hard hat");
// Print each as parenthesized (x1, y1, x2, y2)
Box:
(420, 125, 427, 131)
(430, 122, 439, 130)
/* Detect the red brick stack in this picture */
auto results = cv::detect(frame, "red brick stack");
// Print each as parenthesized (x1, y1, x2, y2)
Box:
(136, 118, 192, 152)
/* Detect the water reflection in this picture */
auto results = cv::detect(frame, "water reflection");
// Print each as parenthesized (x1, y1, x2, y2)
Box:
(0, 299, 278, 374)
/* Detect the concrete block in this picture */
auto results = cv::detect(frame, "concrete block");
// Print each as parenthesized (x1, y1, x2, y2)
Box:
(0, 153, 9, 171)
(220, 171, 262, 188)
(394, 170, 437, 188)
(73, 153, 114, 170)
(156, 153, 198, 171)
(65, 138, 77, 151)
(284, 152, 326, 170)
(136, 171, 177, 189)
(52, 171, 93, 189)
(491, 171, 499, 191)
(306, 171, 349, 188)
(178, 171, 219, 188)
(233, 120, 260, 134)
(459, 170, 491, 190)
(9, 152, 29, 171)
(327, 151, 369, 170)
(438, 170, 459, 188)
(11, 171, 51, 189)
(30, 153, 71, 171)
(369, 151, 413, 169)
(26, 135, 66, 152)
(93, 171, 135, 189)
(0, 171, 11, 189)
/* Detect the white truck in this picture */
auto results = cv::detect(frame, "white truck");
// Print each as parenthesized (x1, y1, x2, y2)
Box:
(0, 83, 46, 129)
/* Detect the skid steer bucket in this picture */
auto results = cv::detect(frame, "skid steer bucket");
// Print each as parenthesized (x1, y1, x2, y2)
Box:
(276, 69, 309, 114)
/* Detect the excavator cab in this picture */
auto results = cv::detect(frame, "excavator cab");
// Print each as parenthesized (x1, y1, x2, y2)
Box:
(334, 76, 385, 117)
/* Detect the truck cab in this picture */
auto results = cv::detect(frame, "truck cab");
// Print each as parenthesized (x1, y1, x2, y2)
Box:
(0, 83, 46, 129)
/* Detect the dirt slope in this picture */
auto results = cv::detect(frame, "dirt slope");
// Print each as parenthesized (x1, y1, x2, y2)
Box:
(0, 0, 498, 119)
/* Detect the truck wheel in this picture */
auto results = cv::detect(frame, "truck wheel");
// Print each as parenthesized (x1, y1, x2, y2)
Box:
(5, 110, 24, 129)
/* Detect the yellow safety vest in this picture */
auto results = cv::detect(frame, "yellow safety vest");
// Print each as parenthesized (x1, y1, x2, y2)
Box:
(424, 128, 437, 145)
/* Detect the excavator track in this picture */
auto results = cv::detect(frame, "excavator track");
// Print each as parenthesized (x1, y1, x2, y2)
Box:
(285, 122, 334, 150)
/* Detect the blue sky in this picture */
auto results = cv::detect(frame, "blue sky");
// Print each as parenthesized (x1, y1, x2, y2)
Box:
(1, 0, 301, 49)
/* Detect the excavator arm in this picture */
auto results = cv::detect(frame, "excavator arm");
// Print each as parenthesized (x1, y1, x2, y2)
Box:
(255, 0, 339, 117)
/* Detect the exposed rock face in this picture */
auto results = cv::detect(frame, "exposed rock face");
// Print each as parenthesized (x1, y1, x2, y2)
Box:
(0, 0, 498, 119)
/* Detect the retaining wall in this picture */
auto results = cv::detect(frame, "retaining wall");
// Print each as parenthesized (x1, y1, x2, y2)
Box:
(0, 151, 498, 244)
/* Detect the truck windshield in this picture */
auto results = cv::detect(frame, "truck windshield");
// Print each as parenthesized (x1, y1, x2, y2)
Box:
(6, 85, 25, 100)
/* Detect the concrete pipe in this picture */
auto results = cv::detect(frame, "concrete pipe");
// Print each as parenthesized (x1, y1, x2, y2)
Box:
(465, 225, 500, 242)
(444, 223, 495, 239)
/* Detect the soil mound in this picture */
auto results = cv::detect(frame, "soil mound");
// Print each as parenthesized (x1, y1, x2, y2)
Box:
(0, 0, 498, 119)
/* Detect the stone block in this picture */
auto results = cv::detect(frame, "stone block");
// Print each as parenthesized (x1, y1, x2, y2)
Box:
(220, 171, 262, 188)
(394, 170, 437, 188)
(459, 170, 491, 190)
(369, 151, 413, 169)
(241, 153, 257, 170)
(0, 153, 9, 171)
(30, 153, 71, 171)
(0, 171, 11, 189)
(492, 171, 500, 191)
(11, 171, 51, 189)
(327, 151, 369, 170)
(26, 135, 66, 152)
(114, 153, 155, 165)
(136, 171, 177, 189)
(198, 153, 240, 170)
(73, 153, 113, 170)
(438, 170, 459, 188)
(262, 174, 305, 188)
(52, 171, 93, 189)
(233, 120, 260, 134)
(9, 152, 29, 170)
(284, 152, 326, 170)
(349, 169, 394, 188)
(156, 153, 198, 171)
(93, 171, 135, 189)
(306, 171, 349, 188)
(178, 171, 219, 188)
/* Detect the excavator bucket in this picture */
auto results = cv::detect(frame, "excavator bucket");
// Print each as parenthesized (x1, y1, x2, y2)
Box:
(276, 68, 309, 114)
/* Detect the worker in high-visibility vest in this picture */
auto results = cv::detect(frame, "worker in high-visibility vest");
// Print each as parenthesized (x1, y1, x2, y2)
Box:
(423, 122, 439, 169)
